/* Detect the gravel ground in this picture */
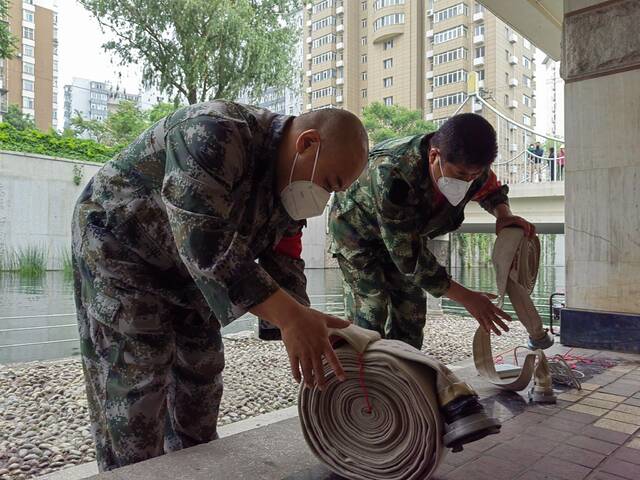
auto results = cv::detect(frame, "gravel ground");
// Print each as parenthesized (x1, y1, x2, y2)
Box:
(0, 314, 530, 479)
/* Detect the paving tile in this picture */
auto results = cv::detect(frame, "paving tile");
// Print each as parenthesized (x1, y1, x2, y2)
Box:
(442, 446, 482, 467)
(599, 383, 639, 397)
(590, 392, 626, 403)
(604, 410, 640, 426)
(549, 443, 606, 468)
(589, 375, 624, 387)
(531, 455, 592, 480)
(581, 425, 632, 445)
(461, 433, 502, 453)
(609, 366, 637, 373)
(540, 416, 588, 434)
(509, 434, 556, 455)
(579, 397, 619, 410)
(486, 443, 543, 468)
(555, 409, 604, 425)
(613, 446, 640, 466)
(562, 388, 591, 398)
(567, 404, 609, 417)
(593, 418, 639, 435)
(517, 471, 563, 480)
(581, 383, 602, 391)
(599, 458, 640, 479)
(446, 455, 525, 480)
(434, 462, 456, 475)
(565, 435, 619, 455)
(586, 471, 630, 480)
(559, 393, 587, 402)
(622, 397, 640, 407)
(614, 404, 640, 416)
(525, 424, 573, 441)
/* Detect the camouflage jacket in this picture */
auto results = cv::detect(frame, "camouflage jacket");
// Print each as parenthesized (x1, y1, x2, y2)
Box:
(84, 101, 308, 326)
(329, 134, 509, 297)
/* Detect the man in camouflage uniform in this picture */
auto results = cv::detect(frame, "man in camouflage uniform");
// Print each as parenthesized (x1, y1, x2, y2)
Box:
(330, 113, 536, 350)
(72, 101, 368, 470)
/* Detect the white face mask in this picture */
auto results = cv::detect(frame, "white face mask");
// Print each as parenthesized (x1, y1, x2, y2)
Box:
(280, 143, 331, 220)
(436, 157, 474, 206)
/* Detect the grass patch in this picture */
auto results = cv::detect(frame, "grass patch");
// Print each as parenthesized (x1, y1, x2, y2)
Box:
(1, 246, 48, 277)
(61, 249, 73, 279)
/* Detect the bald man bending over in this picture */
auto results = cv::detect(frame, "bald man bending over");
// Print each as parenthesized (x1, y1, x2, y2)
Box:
(71, 101, 369, 471)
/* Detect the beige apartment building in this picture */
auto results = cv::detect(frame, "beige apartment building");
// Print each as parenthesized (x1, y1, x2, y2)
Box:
(303, 0, 537, 152)
(1, 0, 57, 130)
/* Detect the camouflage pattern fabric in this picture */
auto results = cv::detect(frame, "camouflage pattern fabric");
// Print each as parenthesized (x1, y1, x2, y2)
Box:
(72, 100, 309, 470)
(329, 134, 509, 349)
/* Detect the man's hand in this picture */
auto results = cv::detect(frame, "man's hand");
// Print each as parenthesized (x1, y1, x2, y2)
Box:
(496, 215, 536, 238)
(445, 281, 511, 335)
(250, 289, 349, 389)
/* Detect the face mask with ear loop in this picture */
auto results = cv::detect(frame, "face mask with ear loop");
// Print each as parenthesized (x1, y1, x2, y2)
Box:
(280, 143, 331, 220)
(436, 156, 474, 206)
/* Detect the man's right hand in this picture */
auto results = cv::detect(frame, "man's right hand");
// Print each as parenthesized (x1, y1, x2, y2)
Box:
(445, 281, 511, 335)
(250, 289, 349, 390)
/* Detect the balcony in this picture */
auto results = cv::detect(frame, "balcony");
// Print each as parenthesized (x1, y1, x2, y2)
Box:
(337, 5, 344, 14)
(426, 91, 433, 99)
(473, 12, 484, 22)
(306, 70, 312, 77)
(509, 78, 519, 87)
(509, 100, 519, 109)
(509, 33, 519, 43)
(509, 55, 518, 65)
(427, 9, 434, 16)
(306, 3, 312, 10)
(478, 80, 485, 88)
(306, 53, 312, 60)
(306, 20, 311, 27)
(336, 78, 344, 85)
(426, 112, 434, 120)
(426, 49, 434, 58)
(306, 87, 312, 93)
(306, 36, 312, 44)
(427, 29, 433, 38)
(337, 24, 344, 32)
(336, 42, 344, 50)
(473, 34, 484, 44)
(336, 59, 344, 67)
(509, 123, 517, 131)
(472, 101, 482, 112)
(510, 143, 519, 152)
(306, 103, 312, 110)
(336, 95, 343, 103)
(473, 56, 485, 66)
(426, 71, 433, 79)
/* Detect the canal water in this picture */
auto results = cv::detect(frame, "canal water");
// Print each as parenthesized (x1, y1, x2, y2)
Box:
(0, 263, 564, 364)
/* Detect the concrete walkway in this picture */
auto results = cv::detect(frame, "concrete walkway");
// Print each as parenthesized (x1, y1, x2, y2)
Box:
(48, 344, 640, 480)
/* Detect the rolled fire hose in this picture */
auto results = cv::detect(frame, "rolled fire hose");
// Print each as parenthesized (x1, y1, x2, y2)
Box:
(472, 227, 555, 402)
(299, 325, 483, 480)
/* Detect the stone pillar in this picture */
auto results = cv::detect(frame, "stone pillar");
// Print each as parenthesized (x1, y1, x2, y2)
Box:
(561, 0, 640, 352)
(426, 234, 450, 315)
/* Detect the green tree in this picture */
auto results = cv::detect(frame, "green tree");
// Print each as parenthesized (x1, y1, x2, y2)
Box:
(362, 102, 437, 145)
(4, 104, 35, 130)
(148, 102, 179, 123)
(78, 0, 301, 105)
(0, 0, 18, 59)
(71, 101, 148, 146)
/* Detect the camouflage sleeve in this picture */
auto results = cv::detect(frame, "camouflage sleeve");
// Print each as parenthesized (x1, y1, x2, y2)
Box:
(473, 169, 510, 214)
(162, 116, 279, 325)
(258, 231, 310, 307)
(371, 159, 451, 298)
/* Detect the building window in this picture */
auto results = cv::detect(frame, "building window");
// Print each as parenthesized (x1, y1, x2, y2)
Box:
(22, 96, 34, 109)
(373, 13, 405, 31)
(434, 69, 467, 87)
(312, 68, 337, 83)
(523, 94, 531, 107)
(361, 54, 368, 64)
(434, 47, 467, 65)
(384, 96, 393, 106)
(505, 72, 509, 85)
(23, 9, 34, 22)
(373, 0, 405, 10)
(22, 62, 34, 75)
(22, 27, 34, 40)
(522, 56, 531, 69)
(312, 33, 336, 49)
(23, 0, 34, 4)
(361, 36, 367, 46)
(361, 71, 368, 81)
(522, 74, 532, 88)
(477, 69, 485, 81)
(361, 88, 368, 98)
(313, 0, 335, 14)
(383, 76, 393, 88)
(474, 24, 485, 36)
(311, 86, 336, 100)
(312, 16, 336, 32)
(383, 39, 394, 50)
(475, 46, 485, 58)
(434, 3, 468, 23)
(433, 25, 467, 45)
(22, 44, 34, 57)
(505, 49, 510, 61)
(23, 79, 34, 92)
(504, 94, 509, 106)
(474, 3, 485, 13)
(312, 51, 337, 65)
(523, 114, 531, 126)
(523, 38, 531, 49)
(505, 26, 510, 37)
(361, 18, 367, 28)
(433, 92, 466, 109)
(383, 57, 393, 69)
(362, 1, 368, 10)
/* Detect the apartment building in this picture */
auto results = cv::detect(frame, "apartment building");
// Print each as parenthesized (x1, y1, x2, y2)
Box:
(303, 0, 537, 152)
(1, 0, 57, 130)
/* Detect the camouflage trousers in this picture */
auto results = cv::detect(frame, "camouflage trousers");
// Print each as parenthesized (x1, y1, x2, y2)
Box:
(72, 190, 224, 471)
(336, 253, 427, 350)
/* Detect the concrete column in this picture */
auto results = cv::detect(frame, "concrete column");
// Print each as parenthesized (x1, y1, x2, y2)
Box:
(426, 234, 450, 314)
(561, 0, 640, 352)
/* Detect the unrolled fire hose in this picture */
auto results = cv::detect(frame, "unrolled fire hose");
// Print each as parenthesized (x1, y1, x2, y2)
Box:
(473, 227, 556, 403)
(298, 229, 555, 479)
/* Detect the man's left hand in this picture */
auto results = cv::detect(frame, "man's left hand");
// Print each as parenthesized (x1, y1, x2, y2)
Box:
(496, 215, 536, 238)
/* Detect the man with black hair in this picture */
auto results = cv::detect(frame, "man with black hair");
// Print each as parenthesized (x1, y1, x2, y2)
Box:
(329, 113, 535, 349)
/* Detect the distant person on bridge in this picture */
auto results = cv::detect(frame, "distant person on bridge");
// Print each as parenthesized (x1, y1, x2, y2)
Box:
(558, 146, 565, 180)
(329, 113, 538, 350)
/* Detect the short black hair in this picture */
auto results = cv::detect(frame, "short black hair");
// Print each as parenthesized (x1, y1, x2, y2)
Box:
(430, 113, 497, 168)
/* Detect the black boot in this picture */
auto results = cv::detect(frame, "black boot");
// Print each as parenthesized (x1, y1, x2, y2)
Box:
(441, 395, 501, 452)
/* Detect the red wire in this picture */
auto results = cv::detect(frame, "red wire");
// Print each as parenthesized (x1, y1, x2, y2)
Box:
(357, 352, 373, 414)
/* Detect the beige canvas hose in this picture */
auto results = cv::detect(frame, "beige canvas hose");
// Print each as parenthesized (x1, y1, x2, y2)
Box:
(473, 227, 554, 398)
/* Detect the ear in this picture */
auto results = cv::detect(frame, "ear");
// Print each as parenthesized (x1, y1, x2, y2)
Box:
(295, 129, 321, 155)
(428, 147, 439, 165)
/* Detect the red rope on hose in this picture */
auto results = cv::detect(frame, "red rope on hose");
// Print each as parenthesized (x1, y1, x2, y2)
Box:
(357, 352, 373, 414)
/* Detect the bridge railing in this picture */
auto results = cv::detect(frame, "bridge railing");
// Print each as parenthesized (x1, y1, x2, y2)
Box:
(492, 150, 565, 185)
